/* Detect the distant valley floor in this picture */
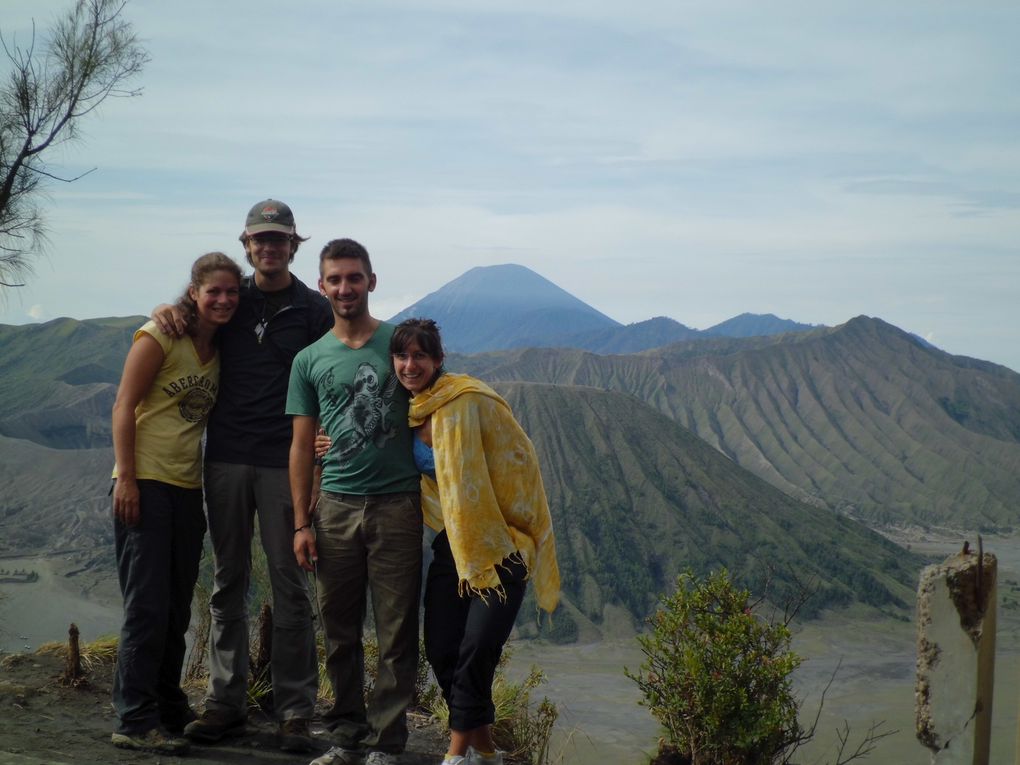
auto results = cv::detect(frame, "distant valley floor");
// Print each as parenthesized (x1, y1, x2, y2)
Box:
(0, 555, 121, 656)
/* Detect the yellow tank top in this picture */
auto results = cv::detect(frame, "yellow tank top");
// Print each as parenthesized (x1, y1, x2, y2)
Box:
(112, 321, 220, 488)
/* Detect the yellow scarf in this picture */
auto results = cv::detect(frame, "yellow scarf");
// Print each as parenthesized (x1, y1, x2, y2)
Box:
(409, 373, 560, 613)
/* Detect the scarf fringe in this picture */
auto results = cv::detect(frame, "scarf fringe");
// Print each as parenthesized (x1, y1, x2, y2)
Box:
(458, 579, 507, 605)
(457, 550, 530, 604)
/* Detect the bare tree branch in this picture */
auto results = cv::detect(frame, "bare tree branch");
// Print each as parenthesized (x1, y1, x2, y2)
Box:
(0, 0, 148, 293)
(25, 164, 97, 183)
(832, 720, 896, 765)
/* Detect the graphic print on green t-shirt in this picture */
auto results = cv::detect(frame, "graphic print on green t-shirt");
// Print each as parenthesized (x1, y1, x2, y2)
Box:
(324, 358, 398, 463)
(286, 323, 419, 495)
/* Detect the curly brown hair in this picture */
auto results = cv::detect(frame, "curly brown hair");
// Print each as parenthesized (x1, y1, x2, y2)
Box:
(173, 252, 243, 336)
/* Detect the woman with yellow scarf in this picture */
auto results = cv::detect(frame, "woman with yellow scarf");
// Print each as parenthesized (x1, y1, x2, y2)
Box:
(393, 318, 560, 765)
(314, 317, 560, 764)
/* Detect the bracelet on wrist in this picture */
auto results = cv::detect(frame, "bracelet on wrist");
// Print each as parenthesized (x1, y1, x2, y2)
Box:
(294, 524, 312, 534)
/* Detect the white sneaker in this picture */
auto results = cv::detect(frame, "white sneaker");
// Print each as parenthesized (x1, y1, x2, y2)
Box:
(311, 746, 365, 765)
(366, 751, 396, 765)
(440, 757, 470, 765)
(467, 747, 504, 765)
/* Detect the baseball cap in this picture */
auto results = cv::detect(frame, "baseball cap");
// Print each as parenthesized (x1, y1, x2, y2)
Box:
(244, 199, 296, 236)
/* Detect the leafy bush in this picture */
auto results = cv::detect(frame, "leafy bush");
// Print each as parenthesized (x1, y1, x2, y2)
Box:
(626, 569, 801, 765)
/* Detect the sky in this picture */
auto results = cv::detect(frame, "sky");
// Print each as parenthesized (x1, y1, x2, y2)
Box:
(2, 0, 1019, 371)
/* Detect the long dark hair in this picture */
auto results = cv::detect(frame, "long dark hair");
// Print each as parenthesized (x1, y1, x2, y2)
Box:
(174, 252, 243, 336)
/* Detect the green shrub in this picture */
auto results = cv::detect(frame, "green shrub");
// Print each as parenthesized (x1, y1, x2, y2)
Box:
(626, 569, 801, 765)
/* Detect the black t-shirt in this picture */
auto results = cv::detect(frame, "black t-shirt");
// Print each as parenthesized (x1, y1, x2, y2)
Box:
(205, 274, 333, 468)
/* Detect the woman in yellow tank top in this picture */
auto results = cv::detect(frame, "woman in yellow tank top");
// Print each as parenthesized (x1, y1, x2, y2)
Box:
(109, 252, 242, 755)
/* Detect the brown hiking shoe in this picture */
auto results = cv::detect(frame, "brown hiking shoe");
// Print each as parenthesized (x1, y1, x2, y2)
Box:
(278, 717, 314, 752)
(111, 728, 190, 755)
(182, 708, 247, 742)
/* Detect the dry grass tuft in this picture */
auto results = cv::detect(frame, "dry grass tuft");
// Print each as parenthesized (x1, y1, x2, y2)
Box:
(36, 634, 119, 673)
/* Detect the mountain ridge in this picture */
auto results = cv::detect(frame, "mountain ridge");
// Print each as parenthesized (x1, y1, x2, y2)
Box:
(389, 263, 620, 353)
(3, 307, 1016, 532)
(454, 316, 1020, 529)
(387, 263, 822, 354)
(705, 312, 818, 338)
(494, 381, 919, 627)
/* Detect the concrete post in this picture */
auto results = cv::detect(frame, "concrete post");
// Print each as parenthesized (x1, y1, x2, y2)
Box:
(915, 543, 997, 765)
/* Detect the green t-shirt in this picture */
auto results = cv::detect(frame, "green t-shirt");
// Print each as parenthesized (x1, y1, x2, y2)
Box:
(286, 322, 419, 495)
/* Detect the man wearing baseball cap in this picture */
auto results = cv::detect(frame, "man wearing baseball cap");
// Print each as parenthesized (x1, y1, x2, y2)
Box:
(154, 199, 332, 752)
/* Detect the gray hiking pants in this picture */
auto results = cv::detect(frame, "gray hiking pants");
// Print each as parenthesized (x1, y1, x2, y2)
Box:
(202, 461, 318, 721)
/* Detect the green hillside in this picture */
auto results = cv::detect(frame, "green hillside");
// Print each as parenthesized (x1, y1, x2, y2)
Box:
(457, 318, 1020, 530)
(494, 382, 920, 637)
(0, 317, 138, 448)
(0, 316, 137, 407)
(0, 379, 921, 645)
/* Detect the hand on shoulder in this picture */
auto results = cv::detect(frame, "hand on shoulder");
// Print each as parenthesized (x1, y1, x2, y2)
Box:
(151, 303, 187, 337)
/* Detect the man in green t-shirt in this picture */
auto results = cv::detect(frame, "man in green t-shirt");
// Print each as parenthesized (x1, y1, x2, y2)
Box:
(286, 239, 421, 765)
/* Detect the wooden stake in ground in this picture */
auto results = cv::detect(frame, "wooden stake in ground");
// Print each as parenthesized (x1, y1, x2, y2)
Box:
(61, 623, 84, 686)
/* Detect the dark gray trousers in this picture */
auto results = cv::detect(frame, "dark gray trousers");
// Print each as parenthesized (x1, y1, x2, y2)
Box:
(112, 479, 205, 734)
(203, 461, 318, 721)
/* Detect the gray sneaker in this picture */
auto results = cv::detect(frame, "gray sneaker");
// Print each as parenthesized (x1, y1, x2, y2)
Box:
(111, 728, 190, 755)
(310, 746, 366, 765)
(366, 752, 397, 765)
(467, 747, 504, 765)
(183, 708, 247, 742)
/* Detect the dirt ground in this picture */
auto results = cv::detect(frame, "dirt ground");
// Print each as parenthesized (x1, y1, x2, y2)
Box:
(0, 651, 447, 765)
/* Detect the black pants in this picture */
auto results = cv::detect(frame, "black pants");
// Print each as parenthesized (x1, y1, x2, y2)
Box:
(423, 531, 526, 731)
(112, 479, 206, 734)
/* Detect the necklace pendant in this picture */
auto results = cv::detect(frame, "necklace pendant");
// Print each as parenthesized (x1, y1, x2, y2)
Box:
(255, 320, 267, 344)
